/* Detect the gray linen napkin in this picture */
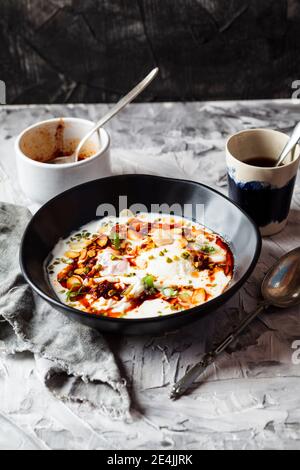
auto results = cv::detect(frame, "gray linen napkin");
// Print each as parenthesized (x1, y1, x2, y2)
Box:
(0, 203, 130, 419)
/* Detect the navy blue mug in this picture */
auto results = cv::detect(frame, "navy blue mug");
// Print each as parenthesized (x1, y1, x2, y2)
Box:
(226, 129, 300, 236)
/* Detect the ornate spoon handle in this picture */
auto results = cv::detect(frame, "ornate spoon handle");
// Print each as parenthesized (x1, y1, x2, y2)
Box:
(170, 303, 266, 400)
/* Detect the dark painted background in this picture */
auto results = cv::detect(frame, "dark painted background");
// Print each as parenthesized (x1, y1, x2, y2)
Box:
(1, 0, 300, 104)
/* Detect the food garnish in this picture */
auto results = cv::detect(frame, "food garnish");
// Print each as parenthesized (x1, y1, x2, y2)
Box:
(49, 213, 234, 319)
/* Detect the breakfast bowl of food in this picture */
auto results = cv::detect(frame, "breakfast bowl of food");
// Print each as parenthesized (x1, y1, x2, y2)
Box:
(20, 174, 261, 335)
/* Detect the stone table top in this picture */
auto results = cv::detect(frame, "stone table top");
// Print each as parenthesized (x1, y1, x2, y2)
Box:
(0, 100, 300, 450)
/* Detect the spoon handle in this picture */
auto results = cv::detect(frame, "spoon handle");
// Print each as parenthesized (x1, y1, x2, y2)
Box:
(170, 303, 266, 401)
(275, 122, 300, 167)
(75, 68, 159, 159)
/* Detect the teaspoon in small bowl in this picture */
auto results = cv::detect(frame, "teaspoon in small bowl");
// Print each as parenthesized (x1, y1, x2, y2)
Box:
(51, 67, 159, 165)
(170, 247, 300, 400)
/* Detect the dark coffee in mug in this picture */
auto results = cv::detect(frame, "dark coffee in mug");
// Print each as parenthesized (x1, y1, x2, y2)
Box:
(243, 156, 275, 167)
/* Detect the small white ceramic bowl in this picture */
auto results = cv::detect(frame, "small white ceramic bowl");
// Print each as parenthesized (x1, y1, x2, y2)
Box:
(15, 117, 111, 205)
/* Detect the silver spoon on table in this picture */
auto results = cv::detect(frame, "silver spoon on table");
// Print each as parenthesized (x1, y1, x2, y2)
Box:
(275, 122, 300, 167)
(170, 247, 300, 400)
(51, 67, 159, 164)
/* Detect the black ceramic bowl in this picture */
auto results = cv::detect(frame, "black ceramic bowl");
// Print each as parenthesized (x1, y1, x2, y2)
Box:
(20, 175, 261, 335)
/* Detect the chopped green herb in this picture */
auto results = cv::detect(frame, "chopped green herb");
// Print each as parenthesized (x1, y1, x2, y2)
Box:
(149, 255, 155, 260)
(143, 274, 154, 289)
(142, 274, 157, 294)
(112, 232, 121, 250)
(162, 287, 178, 298)
(66, 286, 84, 302)
(182, 252, 190, 259)
(111, 254, 122, 261)
(61, 258, 73, 265)
(200, 245, 216, 254)
(166, 257, 173, 263)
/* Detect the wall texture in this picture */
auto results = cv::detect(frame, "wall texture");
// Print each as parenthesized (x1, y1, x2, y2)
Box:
(1, 0, 300, 104)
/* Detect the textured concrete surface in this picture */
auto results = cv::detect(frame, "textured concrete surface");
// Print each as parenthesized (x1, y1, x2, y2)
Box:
(0, 101, 300, 449)
(1, 1, 300, 103)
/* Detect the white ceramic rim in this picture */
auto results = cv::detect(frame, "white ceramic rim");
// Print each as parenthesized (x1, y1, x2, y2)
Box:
(15, 117, 110, 170)
(226, 128, 300, 171)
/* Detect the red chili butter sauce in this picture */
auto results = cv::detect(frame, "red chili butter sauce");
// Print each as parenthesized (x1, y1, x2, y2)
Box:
(47, 120, 96, 163)
(79, 287, 159, 318)
(216, 237, 234, 276)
